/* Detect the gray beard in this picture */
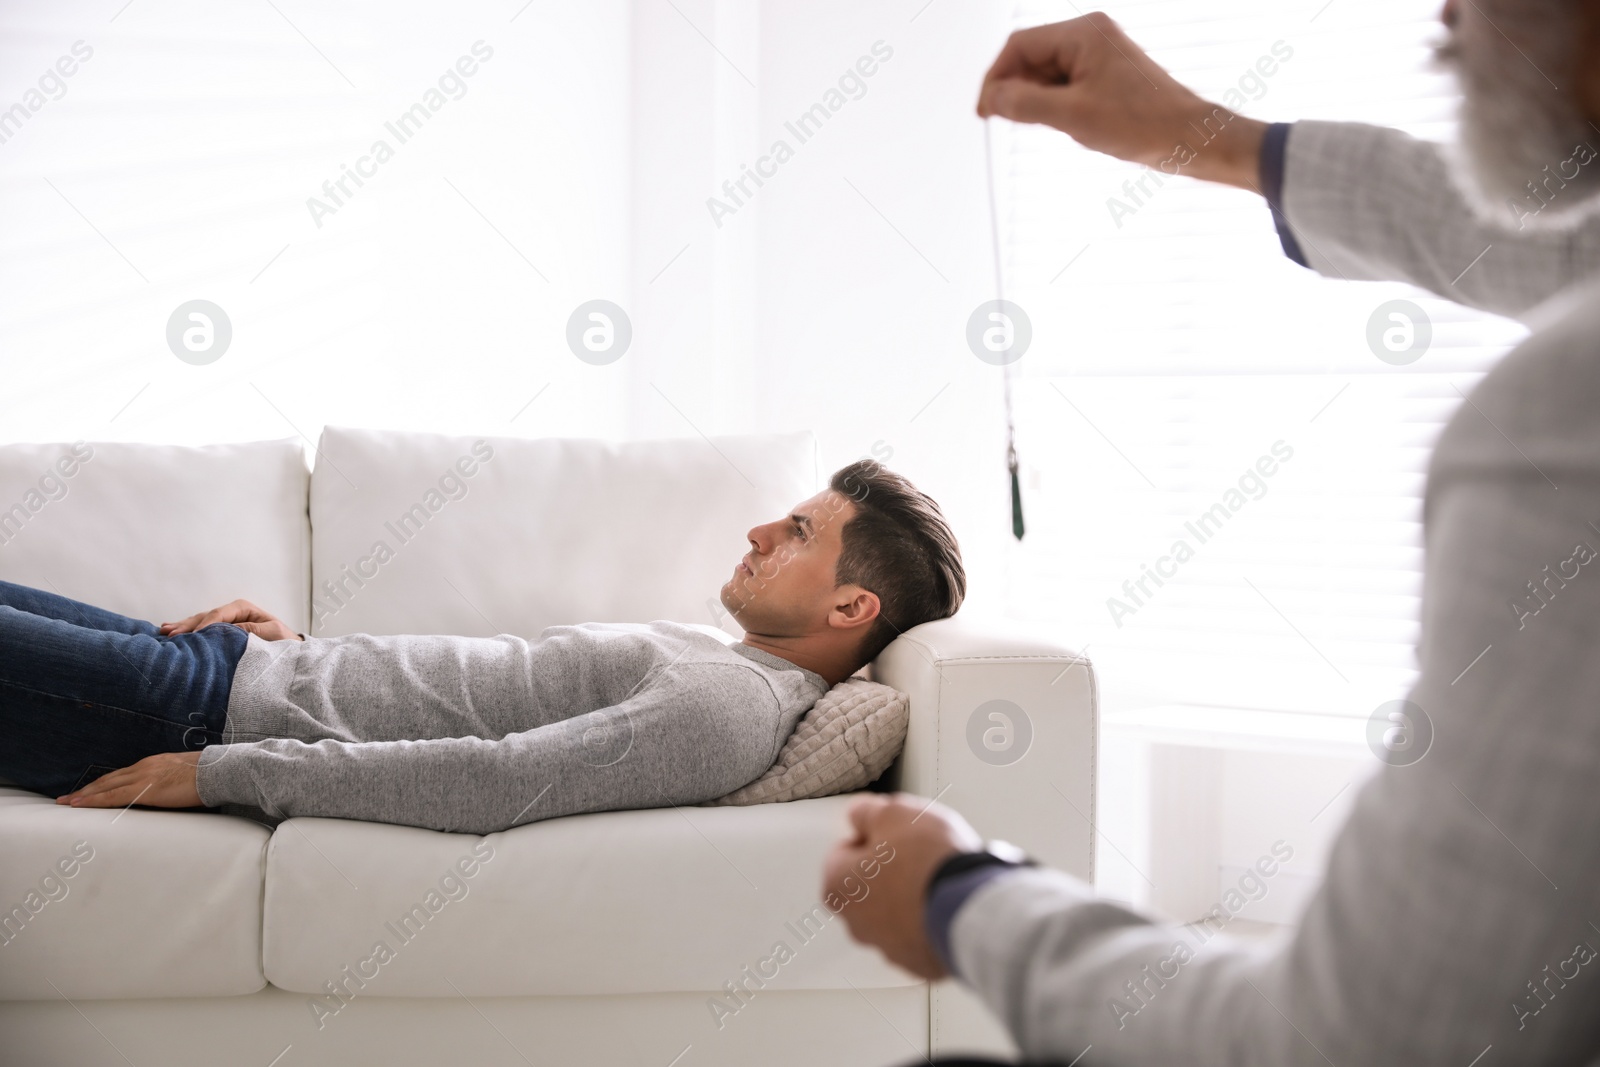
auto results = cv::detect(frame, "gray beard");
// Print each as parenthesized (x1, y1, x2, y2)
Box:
(1436, 24, 1600, 229)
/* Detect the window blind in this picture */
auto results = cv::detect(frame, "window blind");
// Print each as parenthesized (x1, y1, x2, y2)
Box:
(1000, 0, 1529, 719)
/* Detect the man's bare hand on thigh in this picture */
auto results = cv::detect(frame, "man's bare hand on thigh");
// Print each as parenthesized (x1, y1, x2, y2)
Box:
(56, 752, 202, 810)
(160, 598, 303, 642)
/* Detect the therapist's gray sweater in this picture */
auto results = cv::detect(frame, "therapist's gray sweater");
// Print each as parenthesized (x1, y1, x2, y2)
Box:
(194, 622, 829, 834)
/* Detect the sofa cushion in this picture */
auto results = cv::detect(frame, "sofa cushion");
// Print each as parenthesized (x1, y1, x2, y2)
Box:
(705, 678, 910, 806)
(307, 426, 817, 638)
(0, 437, 311, 632)
(0, 788, 269, 1000)
(261, 795, 917, 998)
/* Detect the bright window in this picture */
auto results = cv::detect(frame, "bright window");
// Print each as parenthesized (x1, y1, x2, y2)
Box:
(999, 0, 1528, 720)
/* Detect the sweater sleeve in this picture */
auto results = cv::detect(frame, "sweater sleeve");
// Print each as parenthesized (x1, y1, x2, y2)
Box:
(195, 662, 780, 834)
(941, 302, 1600, 1065)
(1273, 120, 1600, 320)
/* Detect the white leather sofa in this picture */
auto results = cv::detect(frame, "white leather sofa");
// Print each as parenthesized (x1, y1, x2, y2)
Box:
(0, 427, 1097, 1067)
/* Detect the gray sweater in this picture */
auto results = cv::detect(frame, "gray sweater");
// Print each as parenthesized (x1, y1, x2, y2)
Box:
(194, 622, 829, 834)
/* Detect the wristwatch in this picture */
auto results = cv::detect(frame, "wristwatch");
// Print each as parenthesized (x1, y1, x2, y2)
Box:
(925, 839, 1038, 898)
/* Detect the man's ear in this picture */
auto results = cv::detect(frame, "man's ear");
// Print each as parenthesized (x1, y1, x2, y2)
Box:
(829, 586, 880, 632)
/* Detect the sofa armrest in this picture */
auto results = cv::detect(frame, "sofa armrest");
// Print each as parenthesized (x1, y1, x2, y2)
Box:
(869, 614, 1098, 1057)
(869, 614, 1097, 878)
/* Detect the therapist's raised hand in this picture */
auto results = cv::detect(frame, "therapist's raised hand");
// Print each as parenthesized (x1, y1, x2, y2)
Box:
(976, 13, 1265, 191)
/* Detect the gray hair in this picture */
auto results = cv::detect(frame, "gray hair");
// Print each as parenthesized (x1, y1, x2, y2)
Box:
(1436, 0, 1600, 229)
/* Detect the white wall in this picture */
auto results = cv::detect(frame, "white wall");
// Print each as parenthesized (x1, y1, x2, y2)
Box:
(755, 1, 1016, 614)
(624, 0, 760, 453)
(625, 0, 1018, 613)
(0, 0, 634, 448)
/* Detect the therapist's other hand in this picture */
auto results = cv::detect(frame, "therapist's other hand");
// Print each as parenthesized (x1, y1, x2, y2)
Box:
(976, 13, 1266, 191)
(821, 793, 985, 981)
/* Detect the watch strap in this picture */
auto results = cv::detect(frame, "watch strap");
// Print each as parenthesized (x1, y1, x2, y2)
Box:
(925, 840, 1037, 901)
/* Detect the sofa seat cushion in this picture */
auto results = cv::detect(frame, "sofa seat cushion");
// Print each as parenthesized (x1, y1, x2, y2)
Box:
(0, 788, 270, 1000)
(262, 793, 916, 999)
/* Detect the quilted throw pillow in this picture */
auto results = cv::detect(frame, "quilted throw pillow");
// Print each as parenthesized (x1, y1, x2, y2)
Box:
(703, 677, 910, 806)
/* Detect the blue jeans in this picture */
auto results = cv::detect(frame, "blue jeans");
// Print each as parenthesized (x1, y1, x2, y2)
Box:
(0, 580, 248, 798)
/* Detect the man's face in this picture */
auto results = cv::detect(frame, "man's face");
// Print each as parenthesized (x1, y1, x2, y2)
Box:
(1435, 0, 1600, 218)
(719, 488, 861, 635)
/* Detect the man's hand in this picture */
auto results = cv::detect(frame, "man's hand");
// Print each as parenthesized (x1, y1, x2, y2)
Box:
(56, 751, 203, 810)
(160, 598, 303, 641)
(821, 793, 985, 981)
(976, 13, 1266, 190)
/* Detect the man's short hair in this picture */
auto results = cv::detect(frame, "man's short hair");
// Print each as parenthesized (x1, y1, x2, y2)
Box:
(829, 460, 966, 665)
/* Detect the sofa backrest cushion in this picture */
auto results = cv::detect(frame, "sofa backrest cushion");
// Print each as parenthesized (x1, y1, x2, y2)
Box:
(309, 426, 818, 637)
(0, 437, 311, 631)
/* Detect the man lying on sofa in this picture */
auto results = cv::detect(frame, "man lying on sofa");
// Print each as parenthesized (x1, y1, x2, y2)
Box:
(0, 460, 964, 834)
